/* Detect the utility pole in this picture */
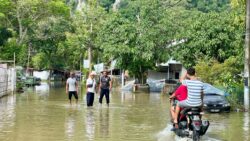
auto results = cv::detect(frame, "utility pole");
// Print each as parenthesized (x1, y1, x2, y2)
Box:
(88, 22, 93, 73)
(244, 0, 250, 110)
(14, 52, 15, 68)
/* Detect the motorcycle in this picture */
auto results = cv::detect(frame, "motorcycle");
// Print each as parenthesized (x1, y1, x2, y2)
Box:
(170, 98, 210, 141)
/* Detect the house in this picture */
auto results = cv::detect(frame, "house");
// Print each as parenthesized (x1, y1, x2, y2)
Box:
(148, 58, 184, 81)
(147, 58, 185, 92)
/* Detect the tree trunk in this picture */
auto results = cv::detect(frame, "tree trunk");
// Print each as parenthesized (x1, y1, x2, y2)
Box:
(88, 46, 92, 72)
(16, 7, 27, 45)
(113, 0, 121, 11)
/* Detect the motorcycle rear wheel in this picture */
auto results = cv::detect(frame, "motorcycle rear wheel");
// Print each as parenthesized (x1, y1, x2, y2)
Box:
(192, 130, 200, 141)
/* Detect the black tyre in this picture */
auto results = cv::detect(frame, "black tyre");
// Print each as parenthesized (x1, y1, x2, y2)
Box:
(192, 130, 200, 141)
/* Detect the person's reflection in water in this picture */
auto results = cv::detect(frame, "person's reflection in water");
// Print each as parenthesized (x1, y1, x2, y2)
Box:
(86, 109, 95, 141)
(98, 108, 110, 138)
(65, 110, 76, 140)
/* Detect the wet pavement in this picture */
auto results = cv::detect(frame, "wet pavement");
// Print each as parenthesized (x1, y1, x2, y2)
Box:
(0, 82, 249, 141)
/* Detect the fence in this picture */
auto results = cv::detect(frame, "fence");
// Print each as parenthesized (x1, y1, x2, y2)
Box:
(0, 67, 16, 97)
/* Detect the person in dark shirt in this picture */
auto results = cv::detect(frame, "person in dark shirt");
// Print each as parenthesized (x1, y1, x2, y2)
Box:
(99, 70, 112, 106)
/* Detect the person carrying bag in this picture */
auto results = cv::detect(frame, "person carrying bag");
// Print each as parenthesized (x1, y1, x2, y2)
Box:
(86, 71, 97, 107)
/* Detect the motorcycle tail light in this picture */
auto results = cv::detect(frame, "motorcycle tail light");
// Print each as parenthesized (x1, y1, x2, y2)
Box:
(194, 121, 201, 126)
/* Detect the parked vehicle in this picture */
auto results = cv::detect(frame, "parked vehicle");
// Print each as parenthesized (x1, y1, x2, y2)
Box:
(172, 107, 210, 141)
(203, 83, 231, 113)
(24, 76, 41, 86)
(203, 83, 228, 96)
(203, 93, 230, 113)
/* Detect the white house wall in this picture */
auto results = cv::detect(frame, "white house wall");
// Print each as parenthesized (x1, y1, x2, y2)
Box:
(33, 71, 50, 80)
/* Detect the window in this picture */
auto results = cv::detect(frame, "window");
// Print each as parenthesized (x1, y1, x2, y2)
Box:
(175, 72, 179, 79)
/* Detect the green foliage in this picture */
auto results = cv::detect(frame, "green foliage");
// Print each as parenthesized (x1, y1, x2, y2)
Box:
(195, 57, 244, 108)
(186, 0, 230, 12)
(0, 0, 11, 20)
(48, 0, 70, 18)
(173, 10, 244, 67)
(0, 27, 12, 46)
(0, 38, 27, 65)
(98, 0, 181, 83)
(32, 16, 72, 69)
(99, 0, 116, 11)
(32, 52, 48, 70)
(226, 83, 244, 109)
(195, 57, 243, 87)
(0, 0, 246, 94)
(64, 0, 107, 70)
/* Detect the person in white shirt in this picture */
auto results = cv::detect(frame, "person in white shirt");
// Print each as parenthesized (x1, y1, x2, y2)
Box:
(86, 71, 97, 107)
(66, 72, 78, 104)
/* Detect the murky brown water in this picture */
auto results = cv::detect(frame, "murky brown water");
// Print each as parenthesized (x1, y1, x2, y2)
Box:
(0, 82, 249, 141)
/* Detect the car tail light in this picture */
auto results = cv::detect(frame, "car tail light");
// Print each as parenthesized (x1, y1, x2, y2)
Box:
(200, 112, 204, 115)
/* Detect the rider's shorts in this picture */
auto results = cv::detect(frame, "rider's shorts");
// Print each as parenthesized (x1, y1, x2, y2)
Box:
(178, 100, 201, 108)
(178, 100, 191, 107)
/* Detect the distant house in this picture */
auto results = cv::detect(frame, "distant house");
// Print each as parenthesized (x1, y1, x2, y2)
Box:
(147, 59, 185, 92)
(148, 58, 185, 81)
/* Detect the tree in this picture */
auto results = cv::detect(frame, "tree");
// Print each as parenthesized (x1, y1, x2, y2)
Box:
(0, 27, 12, 46)
(31, 16, 72, 70)
(99, 0, 116, 11)
(0, 0, 71, 68)
(65, 0, 107, 71)
(98, 0, 180, 83)
(172, 10, 244, 67)
(186, 0, 230, 12)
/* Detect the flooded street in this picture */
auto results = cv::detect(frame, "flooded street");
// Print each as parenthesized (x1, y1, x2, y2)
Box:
(0, 82, 249, 141)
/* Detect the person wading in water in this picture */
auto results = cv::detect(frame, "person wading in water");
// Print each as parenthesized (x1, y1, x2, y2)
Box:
(99, 70, 112, 107)
(86, 71, 97, 107)
(66, 72, 78, 105)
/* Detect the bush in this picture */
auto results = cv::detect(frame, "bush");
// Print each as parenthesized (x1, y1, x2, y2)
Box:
(195, 57, 244, 109)
(226, 83, 244, 109)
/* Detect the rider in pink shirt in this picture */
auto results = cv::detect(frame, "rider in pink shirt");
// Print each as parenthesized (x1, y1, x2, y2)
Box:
(169, 84, 187, 122)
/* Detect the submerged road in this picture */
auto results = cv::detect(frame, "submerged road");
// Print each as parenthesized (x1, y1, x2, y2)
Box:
(0, 82, 249, 141)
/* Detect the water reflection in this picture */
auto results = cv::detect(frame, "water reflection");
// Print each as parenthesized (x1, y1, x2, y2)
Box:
(98, 108, 110, 138)
(121, 92, 135, 103)
(243, 112, 250, 141)
(85, 109, 95, 141)
(0, 95, 16, 138)
(50, 81, 65, 88)
(0, 85, 249, 141)
(35, 82, 49, 96)
(65, 109, 77, 140)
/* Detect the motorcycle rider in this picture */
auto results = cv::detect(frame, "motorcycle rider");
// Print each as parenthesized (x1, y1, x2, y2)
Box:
(169, 83, 187, 122)
(173, 68, 204, 129)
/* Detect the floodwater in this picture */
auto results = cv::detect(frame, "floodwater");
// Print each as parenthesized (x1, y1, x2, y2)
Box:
(0, 82, 249, 141)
